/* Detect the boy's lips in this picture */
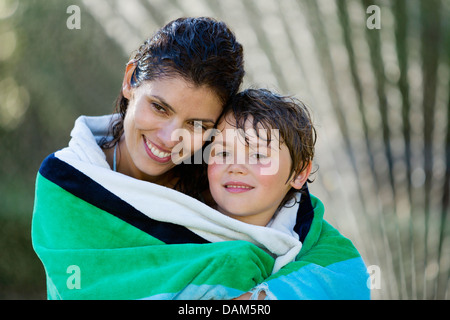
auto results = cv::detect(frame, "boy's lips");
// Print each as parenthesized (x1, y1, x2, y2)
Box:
(223, 181, 254, 193)
(143, 136, 172, 163)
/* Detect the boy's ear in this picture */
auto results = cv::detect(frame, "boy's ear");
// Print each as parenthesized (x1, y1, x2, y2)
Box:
(122, 60, 137, 100)
(290, 162, 312, 190)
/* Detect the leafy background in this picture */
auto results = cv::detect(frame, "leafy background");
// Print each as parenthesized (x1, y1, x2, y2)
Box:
(0, 0, 448, 299)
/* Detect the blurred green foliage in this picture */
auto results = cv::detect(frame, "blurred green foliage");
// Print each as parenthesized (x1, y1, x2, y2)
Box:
(0, 0, 126, 298)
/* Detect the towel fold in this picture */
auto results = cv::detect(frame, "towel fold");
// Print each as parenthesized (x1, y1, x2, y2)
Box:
(32, 115, 305, 299)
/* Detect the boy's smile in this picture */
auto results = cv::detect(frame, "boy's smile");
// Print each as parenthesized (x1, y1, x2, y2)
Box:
(223, 181, 255, 193)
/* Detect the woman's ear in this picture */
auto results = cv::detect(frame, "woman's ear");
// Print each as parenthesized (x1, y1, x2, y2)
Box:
(122, 61, 137, 100)
(290, 162, 312, 190)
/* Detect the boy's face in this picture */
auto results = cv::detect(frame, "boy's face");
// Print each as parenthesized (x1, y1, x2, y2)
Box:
(207, 115, 297, 226)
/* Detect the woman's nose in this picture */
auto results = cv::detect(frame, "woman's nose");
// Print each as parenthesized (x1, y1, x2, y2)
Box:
(157, 120, 183, 149)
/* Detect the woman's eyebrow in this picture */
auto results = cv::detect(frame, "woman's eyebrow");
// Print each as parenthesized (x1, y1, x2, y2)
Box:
(152, 94, 216, 124)
(151, 95, 175, 113)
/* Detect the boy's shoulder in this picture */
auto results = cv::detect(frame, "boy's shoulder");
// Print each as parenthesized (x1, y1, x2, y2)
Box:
(300, 194, 362, 264)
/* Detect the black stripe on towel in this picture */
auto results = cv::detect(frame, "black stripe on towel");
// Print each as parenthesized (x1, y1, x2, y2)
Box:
(293, 184, 314, 243)
(39, 153, 209, 245)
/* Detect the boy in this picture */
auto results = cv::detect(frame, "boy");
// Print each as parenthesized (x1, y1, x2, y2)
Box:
(207, 88, 316, 226)
(205, 88, 370, 300)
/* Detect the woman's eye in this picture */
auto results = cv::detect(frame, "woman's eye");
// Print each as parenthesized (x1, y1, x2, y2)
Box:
(192, 121, 207, 131)
(185, 121, 209, 133)
(152, 103, 166, 113)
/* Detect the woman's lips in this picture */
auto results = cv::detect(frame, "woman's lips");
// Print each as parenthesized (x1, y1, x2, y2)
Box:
(143, 136, 172, 163)
(223, 182, 254, 193)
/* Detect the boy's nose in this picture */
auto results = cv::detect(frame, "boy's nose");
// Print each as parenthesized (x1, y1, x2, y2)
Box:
(227, 162, 247, 175)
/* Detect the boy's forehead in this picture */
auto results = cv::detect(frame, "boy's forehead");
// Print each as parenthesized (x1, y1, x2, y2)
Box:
(215, 117, 253, 140)
(217, 114, 267, 134)
(214, 116, 277, 146)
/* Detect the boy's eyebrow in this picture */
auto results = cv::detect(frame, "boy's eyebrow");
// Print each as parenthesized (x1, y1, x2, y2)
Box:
(247, 140, 271, 150)
(211, 131, 271, 149)
(151, 94, 216, 125)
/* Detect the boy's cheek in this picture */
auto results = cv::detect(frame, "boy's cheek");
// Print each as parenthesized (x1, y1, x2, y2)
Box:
(207, 163, 221, 182)
(258, 159, 280, 176)
(255, 173, 277, 188)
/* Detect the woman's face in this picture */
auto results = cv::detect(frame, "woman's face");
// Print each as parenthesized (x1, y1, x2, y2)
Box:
(121, 76, 223, 183)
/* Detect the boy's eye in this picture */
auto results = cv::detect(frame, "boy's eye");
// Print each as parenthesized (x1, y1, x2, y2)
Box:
(215, 151, 230, 158)
(211, 147, 230, 158)
(250, 153, 268, 160)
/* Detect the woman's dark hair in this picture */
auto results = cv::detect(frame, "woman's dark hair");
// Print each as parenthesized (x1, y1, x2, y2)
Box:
(101, 17, 245, 198)
(103, 17, 244, 149)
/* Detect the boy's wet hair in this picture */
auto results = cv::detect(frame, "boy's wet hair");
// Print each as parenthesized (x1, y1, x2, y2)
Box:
(224, 88, 317, 209)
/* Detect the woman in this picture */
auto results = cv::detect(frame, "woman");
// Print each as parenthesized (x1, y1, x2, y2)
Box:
(32, 17, 370, 300)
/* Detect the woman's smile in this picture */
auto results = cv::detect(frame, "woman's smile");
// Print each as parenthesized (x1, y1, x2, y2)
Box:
(143, 136, 172, 163)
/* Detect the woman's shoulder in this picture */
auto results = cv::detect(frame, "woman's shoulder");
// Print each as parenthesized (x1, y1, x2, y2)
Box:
(39, 114, 116, 174)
